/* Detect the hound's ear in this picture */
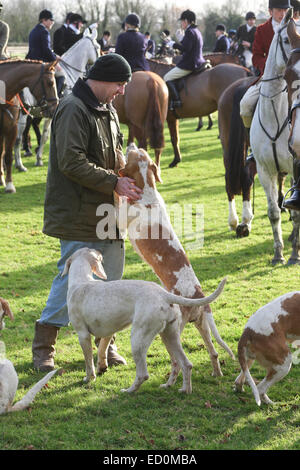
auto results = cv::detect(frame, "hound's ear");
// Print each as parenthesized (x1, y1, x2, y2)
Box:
(151, 162, 163, 183)
(91, 259, 107, 280)
(0, 298, 14, 321)
(61, 256, 72, 277)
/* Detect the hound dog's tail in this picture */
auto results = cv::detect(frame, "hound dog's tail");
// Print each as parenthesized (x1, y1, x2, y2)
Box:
(9, 369, 59, 413)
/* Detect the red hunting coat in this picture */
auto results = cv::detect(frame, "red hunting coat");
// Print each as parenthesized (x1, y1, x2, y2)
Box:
(252, 18, 274, 75)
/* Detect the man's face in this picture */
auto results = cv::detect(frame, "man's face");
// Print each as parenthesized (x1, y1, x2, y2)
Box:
(92, 80, 127, 104)
(247, 18, 256, 27)
(43, 19, 54, 30)
(215, 29, 223, 37)
(180, 19, 189, 30)
(270, 8, 288, 23)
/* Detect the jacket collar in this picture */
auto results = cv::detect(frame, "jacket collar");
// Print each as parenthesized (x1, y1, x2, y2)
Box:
(72, 78, 113, 113)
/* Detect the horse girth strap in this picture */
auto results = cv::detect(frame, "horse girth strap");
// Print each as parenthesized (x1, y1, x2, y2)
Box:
(272, 142, 281, 174)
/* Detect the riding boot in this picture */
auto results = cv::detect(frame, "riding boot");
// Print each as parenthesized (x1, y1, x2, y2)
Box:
(244, 127, 255, 163)
(282, 159, 300, 211)
(166, 81, 182, 110)
(95, 335, 127, 367)
(32, 321, 60, 371)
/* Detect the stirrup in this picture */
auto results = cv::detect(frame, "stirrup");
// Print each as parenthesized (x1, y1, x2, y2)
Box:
(281, 185, 300, 210)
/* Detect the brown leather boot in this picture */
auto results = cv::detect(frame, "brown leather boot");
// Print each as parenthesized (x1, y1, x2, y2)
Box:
(32, 321, 59, 371)
(95, 335, 127, 367)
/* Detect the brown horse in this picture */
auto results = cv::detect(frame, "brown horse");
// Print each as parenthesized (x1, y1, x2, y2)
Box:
(0, 59, 58, 193)
(148, 60, 252, 167)
(218, 75, 258, 237)
(113, 71, 168, 165)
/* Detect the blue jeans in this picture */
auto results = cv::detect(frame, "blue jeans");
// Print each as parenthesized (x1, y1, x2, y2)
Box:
(39, 239, 125, 328)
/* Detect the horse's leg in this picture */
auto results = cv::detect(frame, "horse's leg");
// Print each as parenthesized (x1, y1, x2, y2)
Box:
(14, 114, 27, 172)
(278, 172, 287, 212)
(195, 117, 203, 132)
(207, 114, 213, 130)
(35, 118, 51, 166)
(288, 209, 300, 265)
(22, 115, 33, 156)
(167, 115, 181, 168)
(32, 117, 42, 150)
(4, 125, 17, 193)
(258, 165, 285, 264)
(236, 159, 256, 238)
(0, 135, 5, 187)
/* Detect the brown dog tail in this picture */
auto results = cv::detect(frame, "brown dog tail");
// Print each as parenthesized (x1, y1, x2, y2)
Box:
(145, 75, 165, 150)
(9, 369, 58, 413)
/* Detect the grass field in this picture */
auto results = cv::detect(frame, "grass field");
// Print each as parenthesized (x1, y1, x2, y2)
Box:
(0, 115, 299, 451)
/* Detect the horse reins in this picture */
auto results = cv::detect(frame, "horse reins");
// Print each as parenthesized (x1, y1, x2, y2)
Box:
(30, 63, 59, 114)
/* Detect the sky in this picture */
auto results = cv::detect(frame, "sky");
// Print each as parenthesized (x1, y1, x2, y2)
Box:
(153, 0, 268, 16)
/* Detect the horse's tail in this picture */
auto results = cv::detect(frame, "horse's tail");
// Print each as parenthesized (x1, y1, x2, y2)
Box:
(145, 75, 165, 150)
(227, 85, 248, 195)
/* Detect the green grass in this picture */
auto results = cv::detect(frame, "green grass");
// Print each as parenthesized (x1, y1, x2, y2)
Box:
(0, 115, 300, 450)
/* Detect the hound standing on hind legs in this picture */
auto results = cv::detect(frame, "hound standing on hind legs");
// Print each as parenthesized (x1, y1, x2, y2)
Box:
(62, 247, 226, 393)
(101, 143, 234, 387)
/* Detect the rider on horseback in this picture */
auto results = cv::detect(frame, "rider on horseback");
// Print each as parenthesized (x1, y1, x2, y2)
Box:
(115, 13, 150, 72)
(163, 10, 205, 110)
(239, 1, 290, 159)
(235, 12, 257, 69)
(0, 2, 9, 59)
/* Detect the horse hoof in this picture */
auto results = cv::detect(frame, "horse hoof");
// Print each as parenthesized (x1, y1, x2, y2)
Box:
(287, 257, 300, 265)
(35, 160, 43, 167)
(169, 159, 181, 168)
(16, 165, 27, 172)
(4, 185, 16, 194)
(236, 224, 250, 238)
(271, 257, 285, 266)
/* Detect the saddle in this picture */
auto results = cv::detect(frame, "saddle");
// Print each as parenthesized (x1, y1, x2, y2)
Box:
(173, 60, 212, 95)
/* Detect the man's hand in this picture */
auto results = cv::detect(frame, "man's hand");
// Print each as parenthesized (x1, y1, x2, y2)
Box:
(115, 177, 143, 202)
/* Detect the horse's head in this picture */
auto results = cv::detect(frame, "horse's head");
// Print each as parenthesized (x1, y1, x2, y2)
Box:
(284, 18, 300, 156)
(272, 8, 295, 72)
(83, 26, 101, 65)
(28, 61, 59, 118)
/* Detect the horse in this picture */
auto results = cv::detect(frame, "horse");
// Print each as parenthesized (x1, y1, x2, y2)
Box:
(220, 9, 300, 264)
(250, 10, 300, 265)
(149, 54, 242, 135)
(14, 27, 100, 171)
(113, 71, 168, 166)
(0, 59, 58, 193)
(147, 60, 252, 167)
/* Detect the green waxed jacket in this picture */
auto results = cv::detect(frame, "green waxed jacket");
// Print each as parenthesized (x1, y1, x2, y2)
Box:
(43, 78, 123, 242)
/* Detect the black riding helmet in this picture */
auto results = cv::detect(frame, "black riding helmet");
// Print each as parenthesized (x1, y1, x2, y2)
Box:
(269, 0, 291, 8)
(125, 13, 140, 27)
(178, 10, 196, 24)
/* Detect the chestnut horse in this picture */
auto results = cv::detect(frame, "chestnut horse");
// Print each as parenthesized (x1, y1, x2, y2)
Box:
(0, 59, 58, 193)
(113, 71, 168, 166)
(147, 60, 252, 167)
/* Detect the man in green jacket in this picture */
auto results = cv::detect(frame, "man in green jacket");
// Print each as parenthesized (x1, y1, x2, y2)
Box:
(32, 53, 142, 372)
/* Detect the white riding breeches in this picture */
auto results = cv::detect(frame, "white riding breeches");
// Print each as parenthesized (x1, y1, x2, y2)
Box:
(164, 66, 191, 82)
(240, 81, 261, 127)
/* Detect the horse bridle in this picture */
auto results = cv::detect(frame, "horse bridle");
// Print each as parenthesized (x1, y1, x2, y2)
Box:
(29, 63, 59, 114)
(257, 23, 291, 173)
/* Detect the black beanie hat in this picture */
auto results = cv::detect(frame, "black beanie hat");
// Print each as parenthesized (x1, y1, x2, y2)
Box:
(87, 54, 132, 83)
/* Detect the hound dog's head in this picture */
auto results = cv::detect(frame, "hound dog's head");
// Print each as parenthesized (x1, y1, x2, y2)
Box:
(119, 143, 162, 190)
